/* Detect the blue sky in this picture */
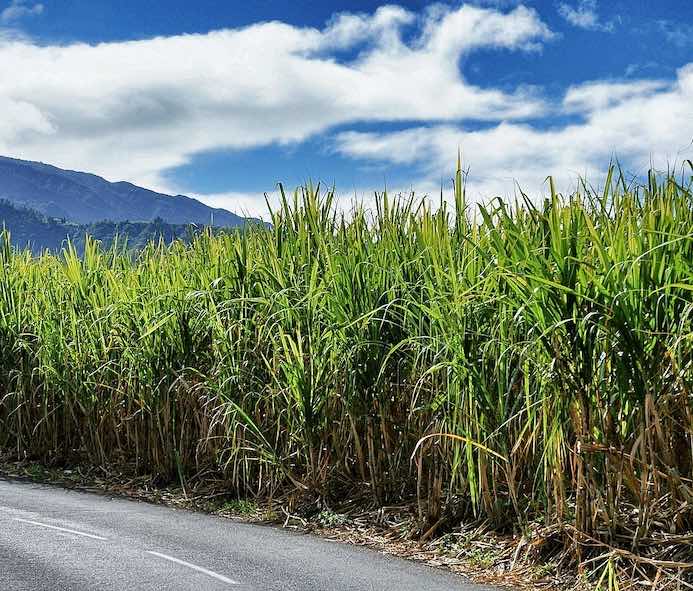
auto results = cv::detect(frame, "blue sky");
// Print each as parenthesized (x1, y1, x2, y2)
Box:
(1, 0, 692, 215)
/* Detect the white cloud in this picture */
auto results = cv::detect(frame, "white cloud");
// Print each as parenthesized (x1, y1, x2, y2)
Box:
(335, 65, 693, 203)
(1, 0, 43, 24)
(557, 0, 614, 32)
(563, 79, 668, 112)
(0, 3, 553, 194)
(322, 5, 416, 50)
(193, 191, 274, 220)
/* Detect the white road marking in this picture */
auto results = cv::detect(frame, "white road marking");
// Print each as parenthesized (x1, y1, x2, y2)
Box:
(13, 517, 107, 541)
(146, 550, 239, 585)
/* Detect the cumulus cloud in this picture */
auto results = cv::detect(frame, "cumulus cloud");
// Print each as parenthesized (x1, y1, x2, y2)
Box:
(335, 65, 693, 203)
(192, 191, 279, 220)
(563, 79, 669, 112)
(322, 5, 416, 50)
(557, 0, 614, 32)
(0, 3, 553, 192)
(1, 0, 43, 23)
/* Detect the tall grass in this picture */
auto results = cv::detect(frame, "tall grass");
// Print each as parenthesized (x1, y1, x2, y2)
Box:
(0, 166, 691, 584)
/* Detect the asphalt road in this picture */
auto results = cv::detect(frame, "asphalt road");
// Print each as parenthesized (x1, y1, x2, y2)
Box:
(0, 477, 499, 591)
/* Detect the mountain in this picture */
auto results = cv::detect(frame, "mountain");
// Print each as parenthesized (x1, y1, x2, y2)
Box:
(0, 155, 252, 227)
(0, 199, 205, 255)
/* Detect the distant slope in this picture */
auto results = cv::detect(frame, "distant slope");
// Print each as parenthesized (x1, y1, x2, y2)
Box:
(0, 155, 253, 227)
(0, 199, 203, 255)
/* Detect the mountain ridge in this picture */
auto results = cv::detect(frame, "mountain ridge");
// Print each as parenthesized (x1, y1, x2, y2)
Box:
(0, 155, 253, 227)
(0, 199, 207, 255)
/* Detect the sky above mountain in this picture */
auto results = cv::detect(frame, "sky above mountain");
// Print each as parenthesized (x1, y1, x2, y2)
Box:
(1, 0, 692, 216)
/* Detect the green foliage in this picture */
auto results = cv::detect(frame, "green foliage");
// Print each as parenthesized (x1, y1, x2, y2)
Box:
(0, 167, 691, 582)
(316, 510, 348, 528)
(219, 499, 258, 516)
(0, 200, 204, 254)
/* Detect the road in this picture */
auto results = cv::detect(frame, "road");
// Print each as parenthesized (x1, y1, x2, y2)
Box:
(0, 477, 499, 590)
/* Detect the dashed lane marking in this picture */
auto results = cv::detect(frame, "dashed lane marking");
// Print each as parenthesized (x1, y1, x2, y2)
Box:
(12, 517, 108, 541)
(146, 550, 240, 585)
